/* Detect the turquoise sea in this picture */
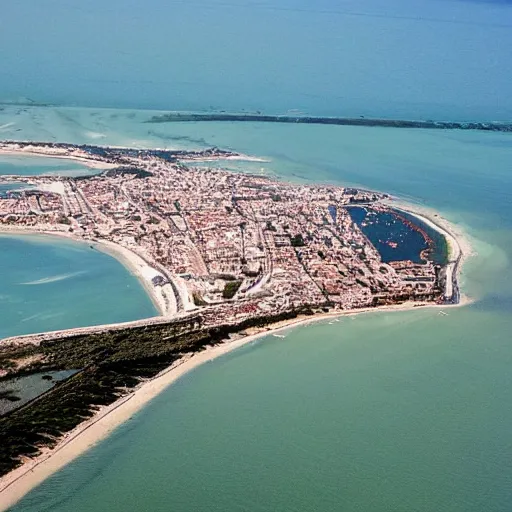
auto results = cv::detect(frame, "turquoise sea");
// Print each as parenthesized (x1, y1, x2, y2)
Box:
(0, 149, 156, 339)
(2, 0, 512, 508)
(0, 234, 157, 339)
(0, 155, 98, 177)
(1, 0, 512, 120)
(1, 106, 511, 511)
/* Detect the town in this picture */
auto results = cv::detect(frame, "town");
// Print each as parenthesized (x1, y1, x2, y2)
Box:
(0, 141, 445, 332)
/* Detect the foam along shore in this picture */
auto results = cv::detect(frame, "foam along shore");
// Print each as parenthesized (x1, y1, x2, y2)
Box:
(0, 227, 174, 319)
(0, 297, 470, 512)
(0, 147, 116, 170)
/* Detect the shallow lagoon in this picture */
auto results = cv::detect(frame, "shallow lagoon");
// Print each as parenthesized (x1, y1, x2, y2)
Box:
(0, 155, 98, 178)
(0, 370, 78, 416)
(0, 234, 157, 340)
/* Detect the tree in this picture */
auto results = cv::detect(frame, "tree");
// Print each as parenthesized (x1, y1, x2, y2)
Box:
(290, 234, 305, 247)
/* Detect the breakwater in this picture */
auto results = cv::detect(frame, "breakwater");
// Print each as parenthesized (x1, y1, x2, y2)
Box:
(146, 113, 512, 132)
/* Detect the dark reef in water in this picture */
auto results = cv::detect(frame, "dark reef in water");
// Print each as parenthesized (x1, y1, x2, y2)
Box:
(146, 112, 512, 133)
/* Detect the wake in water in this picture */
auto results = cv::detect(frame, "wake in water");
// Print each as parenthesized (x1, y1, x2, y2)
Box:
(20, 312, 63, 323)
(21, 271, 86, 286)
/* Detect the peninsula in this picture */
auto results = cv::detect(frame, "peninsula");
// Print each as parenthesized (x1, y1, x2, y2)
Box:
(0, 140, 464, 504)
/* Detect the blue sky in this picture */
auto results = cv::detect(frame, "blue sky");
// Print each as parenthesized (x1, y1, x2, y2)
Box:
(0, 0, 511, 119)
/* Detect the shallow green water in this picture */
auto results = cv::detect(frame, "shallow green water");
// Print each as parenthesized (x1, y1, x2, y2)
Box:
(12, 306, 512, 512)
(4, 108, 512, 512)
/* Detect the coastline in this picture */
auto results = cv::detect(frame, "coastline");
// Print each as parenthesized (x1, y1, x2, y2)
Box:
(0, 147, 116, 170)
(0, 199, 474, 509)
(0, 227, 169, 317)
(0, 298, 468, 511)
(385, 198, 476, 302)
(87, 238, 172, 316)
(389, 198, 474, 264)
(145, 112, 512, 133)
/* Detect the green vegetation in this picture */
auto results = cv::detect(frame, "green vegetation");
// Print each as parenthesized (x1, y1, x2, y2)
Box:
(290, 234, 305, 247)
(102, 167, 153, 179)
(57, 214, 71, 225)
(266, 221, 277, 232)
(222, 280, 242, 299)
(192, 293, 207, 306)
(0, 306, 322, 477)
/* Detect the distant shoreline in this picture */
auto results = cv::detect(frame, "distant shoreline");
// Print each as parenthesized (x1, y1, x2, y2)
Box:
(146, 112, 512, 133)
(0, 148, 116, 170)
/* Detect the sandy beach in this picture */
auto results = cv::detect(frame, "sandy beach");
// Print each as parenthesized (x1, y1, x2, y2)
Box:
(0, 296, 469, 511)
(89, 238, 176, 316)
(388, 198, 475, 265)
(387, 202, 469, 300)
(0, 226, 172, 318)
(0, 203, 474, 509)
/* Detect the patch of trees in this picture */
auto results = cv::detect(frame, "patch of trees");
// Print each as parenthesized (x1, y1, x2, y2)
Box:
(265, 221, 277, 232)
(0, 304, 327, 477)
(57, 214, 71, 225)
(192, 293, 207, 306)
(290, 234, 305, 247)
(222, 280, 242, 299)
(102, 167, 153, 179)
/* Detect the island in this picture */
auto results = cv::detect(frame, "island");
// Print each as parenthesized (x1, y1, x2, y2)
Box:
(0, 140, 464, 504)
(146, 112, 512, 133)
